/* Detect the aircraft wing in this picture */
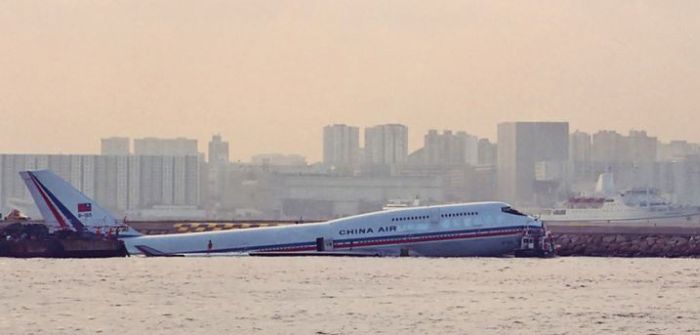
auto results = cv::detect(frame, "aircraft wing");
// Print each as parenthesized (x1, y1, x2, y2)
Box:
(134, 245, 185, 257)
(134, 245, 380, 257)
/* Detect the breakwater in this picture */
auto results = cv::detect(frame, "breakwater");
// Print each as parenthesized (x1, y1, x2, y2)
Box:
(11, 219, 700, 257)
(548, 223, 700, 257)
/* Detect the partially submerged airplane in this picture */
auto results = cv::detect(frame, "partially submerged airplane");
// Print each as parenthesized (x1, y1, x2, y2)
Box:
(20, 169, 553, 257)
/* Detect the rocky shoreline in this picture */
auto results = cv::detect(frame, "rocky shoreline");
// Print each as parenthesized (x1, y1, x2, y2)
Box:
(548, 222, 700, 257)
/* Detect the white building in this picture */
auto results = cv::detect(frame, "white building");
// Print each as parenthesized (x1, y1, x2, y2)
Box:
(423, 130, 479, 166)
(208, 134, 229, 164)
(323, 124, 360, 172)
(364, 124, 408, 166)
(0, 154, 200, 217)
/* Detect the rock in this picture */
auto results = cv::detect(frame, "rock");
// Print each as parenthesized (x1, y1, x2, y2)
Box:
(670, 236, 688, 246)
(645, 237, 656, 246)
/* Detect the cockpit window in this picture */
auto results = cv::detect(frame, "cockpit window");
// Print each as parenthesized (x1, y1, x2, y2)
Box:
(501, 206, 527, 216)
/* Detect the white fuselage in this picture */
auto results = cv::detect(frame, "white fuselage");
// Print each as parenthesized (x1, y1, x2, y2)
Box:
(123, 202, 543, 257)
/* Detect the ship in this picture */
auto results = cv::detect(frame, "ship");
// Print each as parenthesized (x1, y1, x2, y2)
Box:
(539, 172, 700, 224)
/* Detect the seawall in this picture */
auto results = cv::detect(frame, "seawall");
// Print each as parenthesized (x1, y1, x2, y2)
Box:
(548, 222, 700, 257)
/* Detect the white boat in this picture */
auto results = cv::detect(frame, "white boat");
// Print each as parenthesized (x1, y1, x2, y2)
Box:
(539, 172, 700, 223)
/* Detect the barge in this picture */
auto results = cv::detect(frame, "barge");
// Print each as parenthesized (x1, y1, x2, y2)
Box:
(0, 223, 128, 258)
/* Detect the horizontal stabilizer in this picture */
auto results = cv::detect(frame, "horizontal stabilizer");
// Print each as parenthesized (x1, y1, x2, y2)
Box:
(134, 245, 248, 257)
(249, 251, 381, 257)
(134, 245, 184, 257)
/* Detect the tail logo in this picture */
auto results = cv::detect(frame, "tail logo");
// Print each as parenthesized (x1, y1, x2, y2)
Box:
(78, 203, 92, 212)
(78, 203, 93, 219)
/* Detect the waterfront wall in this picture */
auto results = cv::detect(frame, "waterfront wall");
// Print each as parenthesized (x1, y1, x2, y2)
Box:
(549, 223, 700, 257)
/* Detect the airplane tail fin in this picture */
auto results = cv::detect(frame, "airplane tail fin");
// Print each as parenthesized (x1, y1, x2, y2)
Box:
(19, 169, 142, 237)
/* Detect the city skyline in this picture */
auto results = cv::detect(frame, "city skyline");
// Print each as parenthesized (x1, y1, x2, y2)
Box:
(2, 1, 700, 161)
(2, 121, 700, 220)
(0, 122, 698, 164)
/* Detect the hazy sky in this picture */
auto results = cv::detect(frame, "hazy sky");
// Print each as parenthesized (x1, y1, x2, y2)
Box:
(1, 1, 699, 161)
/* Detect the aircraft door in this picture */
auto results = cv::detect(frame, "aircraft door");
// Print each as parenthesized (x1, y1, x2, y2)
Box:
(315, 237, 334, 251)
(430, 208, 440, 224)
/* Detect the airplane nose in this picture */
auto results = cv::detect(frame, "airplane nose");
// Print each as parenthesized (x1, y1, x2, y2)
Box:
(529, 218, 543, 228)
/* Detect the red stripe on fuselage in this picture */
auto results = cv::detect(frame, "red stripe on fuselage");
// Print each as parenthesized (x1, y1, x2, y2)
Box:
(259, 227, 524, 253)
(30, 175, 68, 229)
(334, 228, 523, 249)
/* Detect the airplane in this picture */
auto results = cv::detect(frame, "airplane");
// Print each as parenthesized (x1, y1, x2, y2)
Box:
(20, 169, 553, 257)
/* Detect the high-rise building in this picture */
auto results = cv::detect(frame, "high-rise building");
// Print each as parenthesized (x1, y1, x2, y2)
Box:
(0, 154, 200, 216)
(497, 122, 569, 205)
(626, 130, 657, 163)
(569, 131, 591, 163)
(568, 130, 593, 184)
(323, 124, 360, 171)
(423, 130, 479, 166)
(134, 137, 198, 156)
(591, 130, 626, 163)
(658, 140, 698, 161)
(364, 124, 408, 166)
(670, 155, 700, 205)
(589, 129, 658, 186)
(208, 134, 230, 164)
(101, 137, 130, 156)
(205, 134, 230, 209)
(477, 139, 497, 166)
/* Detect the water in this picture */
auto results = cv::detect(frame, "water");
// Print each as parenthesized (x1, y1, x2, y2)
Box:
(1, 257, 698, 334)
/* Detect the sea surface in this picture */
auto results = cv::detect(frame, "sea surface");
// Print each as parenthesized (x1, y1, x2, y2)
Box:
(0, 257, 698, 335)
